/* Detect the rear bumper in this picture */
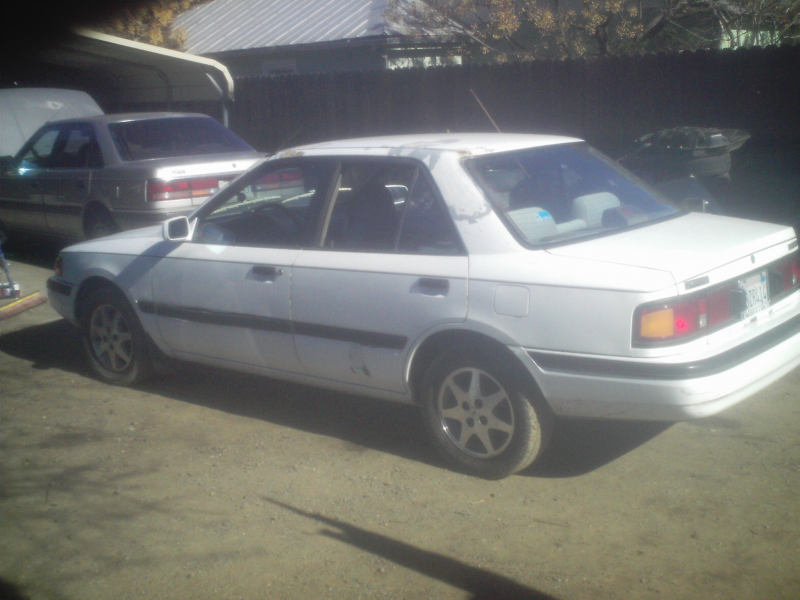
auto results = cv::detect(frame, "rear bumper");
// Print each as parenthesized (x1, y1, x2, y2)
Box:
(519, 312, 800, 421)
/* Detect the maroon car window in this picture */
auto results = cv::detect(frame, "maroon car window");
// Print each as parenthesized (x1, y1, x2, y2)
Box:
(108, 117, 253, 161)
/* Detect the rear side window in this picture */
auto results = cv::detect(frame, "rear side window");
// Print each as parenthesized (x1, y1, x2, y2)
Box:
(322, 160, 463, 255)
(108, 117, 253, 161)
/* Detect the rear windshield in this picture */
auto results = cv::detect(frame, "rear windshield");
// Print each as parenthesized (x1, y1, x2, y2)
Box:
(465, 143, 679, 246)
(108, 117, 253, 161)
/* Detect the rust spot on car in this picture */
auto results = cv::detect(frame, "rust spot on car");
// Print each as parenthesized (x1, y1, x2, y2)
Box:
(277, 150, 304, 159)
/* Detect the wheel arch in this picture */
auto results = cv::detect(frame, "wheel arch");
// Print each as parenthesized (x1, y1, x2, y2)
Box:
(81, 200, 118, 239)
(407, 327, 544, 406)
(74, 275, 129, 325)
(81, 198, 113, 220)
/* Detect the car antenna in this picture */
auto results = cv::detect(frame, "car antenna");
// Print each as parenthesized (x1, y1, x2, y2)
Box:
(471, 89, 530, 178)
(274, 126, 303, 153)
(470, 89, 503, 133)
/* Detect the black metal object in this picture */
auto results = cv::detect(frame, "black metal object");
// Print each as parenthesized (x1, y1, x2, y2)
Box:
(618, 127, 751, 214)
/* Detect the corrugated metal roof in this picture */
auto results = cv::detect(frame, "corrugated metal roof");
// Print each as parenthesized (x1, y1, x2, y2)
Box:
(174, 0, 455, 55)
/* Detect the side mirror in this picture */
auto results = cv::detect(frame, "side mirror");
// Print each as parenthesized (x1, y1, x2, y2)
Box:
(163, 216, 193, 242)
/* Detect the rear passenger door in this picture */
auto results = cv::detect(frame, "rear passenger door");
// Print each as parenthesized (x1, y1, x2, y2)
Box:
(291, 158, 468, 395)
(42, 123, 101, 238)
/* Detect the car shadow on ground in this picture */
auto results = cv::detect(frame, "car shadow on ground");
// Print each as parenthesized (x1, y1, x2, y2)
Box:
(1, 235, 63, 270)
(0, 578, 32, 600)
(264, 497, 558, 600)
(1, 319, 672, 479)
(523, 418, 673, 478)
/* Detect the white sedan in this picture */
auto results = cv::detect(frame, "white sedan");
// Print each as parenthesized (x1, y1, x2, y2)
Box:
(47, 134, 800, 479)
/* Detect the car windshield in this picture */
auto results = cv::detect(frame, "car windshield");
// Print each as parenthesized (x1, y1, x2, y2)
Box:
(108, 117, 253, 161)
(466, 143, 679, 246)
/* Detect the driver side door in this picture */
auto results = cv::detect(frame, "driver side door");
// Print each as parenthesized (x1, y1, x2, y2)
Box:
(0, 125, 63, 234)
(151, 159, 334, 375)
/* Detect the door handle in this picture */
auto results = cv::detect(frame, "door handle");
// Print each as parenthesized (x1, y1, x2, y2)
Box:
(418, 277, 449, 295)
(252, 265, 284, 280)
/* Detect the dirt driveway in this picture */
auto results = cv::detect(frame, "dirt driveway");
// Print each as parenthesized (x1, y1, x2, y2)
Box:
(1, 249, 799, 600)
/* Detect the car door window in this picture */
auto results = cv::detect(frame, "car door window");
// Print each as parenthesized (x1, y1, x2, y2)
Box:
(322, 160, 463, 255)
(19, 127, 61, 169)
(56, 125, 103, 169)
(195, 161, 334, 249)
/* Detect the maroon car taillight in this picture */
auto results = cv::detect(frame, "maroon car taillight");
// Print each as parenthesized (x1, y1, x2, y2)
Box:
(769, 252, 800, 301)
(146, 177, 220, 202)
(634, 252, 799, 347)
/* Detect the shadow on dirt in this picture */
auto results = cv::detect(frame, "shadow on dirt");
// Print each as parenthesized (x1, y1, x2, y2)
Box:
(0, 578, 32, 600)
(1, 319, 671, 479)
(266, 497, 558, 600)
(524, 418, 673, 478)
(0, 235, 63, 270)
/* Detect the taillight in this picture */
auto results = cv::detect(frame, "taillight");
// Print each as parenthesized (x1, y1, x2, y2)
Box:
(638, 297, 708, 342)
(634, 252, 799, 347)
(769, 253, 800, 301)
(54, 255, 63, 277)
(147, 177, 220, 202)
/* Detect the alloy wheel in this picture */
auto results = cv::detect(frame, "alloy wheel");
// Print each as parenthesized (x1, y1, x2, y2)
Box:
(88, 303, 133, 373)
(437, 367, 515, 458)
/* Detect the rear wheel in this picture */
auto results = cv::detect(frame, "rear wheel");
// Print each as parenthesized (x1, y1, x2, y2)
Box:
(83, 206, 119, 239)
(81, 287, 151, 386)
(421, 348, 552, 479)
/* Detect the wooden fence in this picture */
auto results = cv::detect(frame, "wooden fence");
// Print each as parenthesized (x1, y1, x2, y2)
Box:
(230, 44, 800, 155)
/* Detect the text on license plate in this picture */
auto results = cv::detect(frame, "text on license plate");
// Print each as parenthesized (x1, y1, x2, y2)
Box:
(739, 270, 769, 318)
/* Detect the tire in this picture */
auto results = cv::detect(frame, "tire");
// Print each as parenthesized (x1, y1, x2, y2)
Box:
(81, 287, 152, 386)
(83, 206, 119, 240)
(421, 348, 552, 479)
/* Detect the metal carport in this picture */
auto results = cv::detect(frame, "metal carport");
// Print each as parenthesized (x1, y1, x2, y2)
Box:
(4, 28, 236, 126)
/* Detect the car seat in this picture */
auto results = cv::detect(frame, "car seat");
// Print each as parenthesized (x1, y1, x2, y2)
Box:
(342, 182, 398, 250)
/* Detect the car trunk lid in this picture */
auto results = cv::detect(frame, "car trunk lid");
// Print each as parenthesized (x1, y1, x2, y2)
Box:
(546, 213, 796, 287)
(149, 152, 265, 181)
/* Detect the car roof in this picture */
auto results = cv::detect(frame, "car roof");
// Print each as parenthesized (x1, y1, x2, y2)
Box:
(286, 133, 583, 157)
(48, 112, 214, 126)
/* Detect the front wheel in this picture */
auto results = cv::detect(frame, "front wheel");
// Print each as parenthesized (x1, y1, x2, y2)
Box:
(421, 349, 552, 479)
(81, 287, 151, 386)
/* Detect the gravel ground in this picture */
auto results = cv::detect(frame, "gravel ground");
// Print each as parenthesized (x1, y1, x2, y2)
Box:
(1, 220, 799, 600)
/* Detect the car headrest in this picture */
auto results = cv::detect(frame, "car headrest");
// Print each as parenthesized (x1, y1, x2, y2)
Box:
(571, 192, 621, 227)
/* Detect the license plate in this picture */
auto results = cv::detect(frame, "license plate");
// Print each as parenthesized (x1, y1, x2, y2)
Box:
(739, 270, 769, 318)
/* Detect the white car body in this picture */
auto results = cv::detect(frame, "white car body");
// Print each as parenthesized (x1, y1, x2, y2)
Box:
(47, 133, 800, 476)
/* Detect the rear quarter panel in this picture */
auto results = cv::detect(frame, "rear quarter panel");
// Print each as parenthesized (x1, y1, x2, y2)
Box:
(468, 252, 678, 357)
